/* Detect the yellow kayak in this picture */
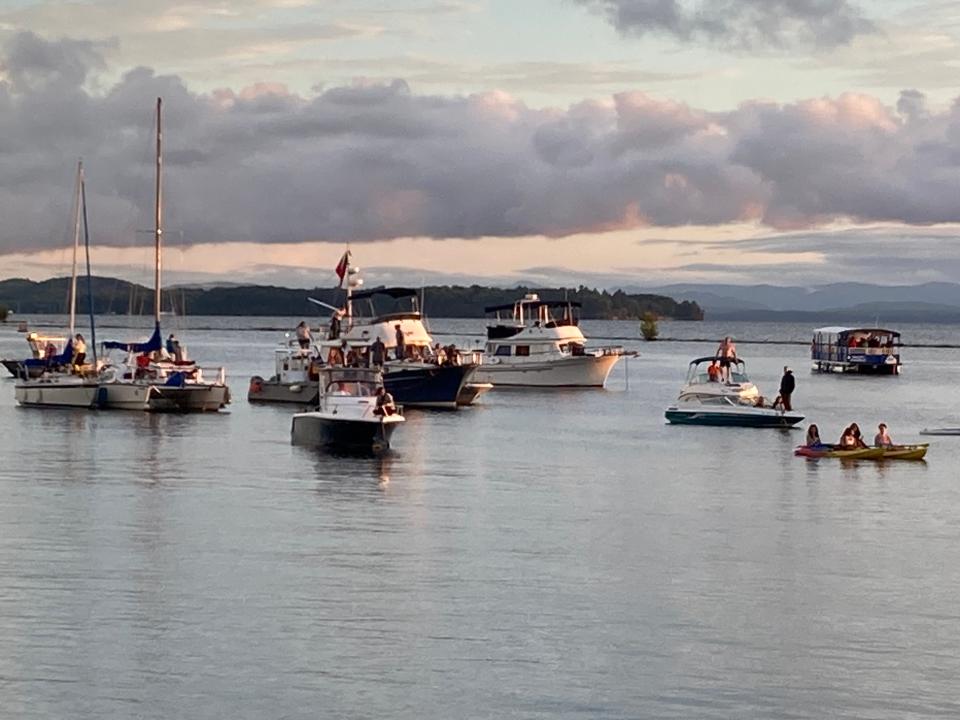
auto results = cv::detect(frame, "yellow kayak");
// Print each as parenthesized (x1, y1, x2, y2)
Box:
(880, 444, 929, 460)
(795, 446, 885, 459)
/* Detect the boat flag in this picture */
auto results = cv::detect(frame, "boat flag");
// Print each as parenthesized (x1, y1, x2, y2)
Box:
(335, 251, 351, 287)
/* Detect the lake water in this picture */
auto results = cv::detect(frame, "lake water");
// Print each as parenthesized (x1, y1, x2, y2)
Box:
(2, 316, 960, 719)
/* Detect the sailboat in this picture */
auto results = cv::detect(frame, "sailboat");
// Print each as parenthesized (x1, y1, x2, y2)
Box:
(15, 161, 103, 408)
(98, 98, 230, 412)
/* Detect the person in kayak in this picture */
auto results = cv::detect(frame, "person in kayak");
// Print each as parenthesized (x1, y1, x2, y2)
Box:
(850, 423, 869, 449)
(805, 424, 824, 448)
(874, 423, 894, 447)
(838, 426, 858, 449)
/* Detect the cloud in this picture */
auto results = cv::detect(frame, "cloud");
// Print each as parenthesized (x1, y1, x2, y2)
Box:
(576, 0, 874, 49)
(6, 32, 960, 257)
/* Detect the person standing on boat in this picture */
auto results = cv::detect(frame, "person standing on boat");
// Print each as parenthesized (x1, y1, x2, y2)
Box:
(778, 367, 795, 411)
(874, 423, 894, 447)
(370, 336, 386, 369)
(715, 336, 737, 382)
(72, 334, 87, 368)
(296, 321, 311, 350)
(166, 334, 183, 362)
(394, 324, 406, 361)
(329, 310, 342, 341)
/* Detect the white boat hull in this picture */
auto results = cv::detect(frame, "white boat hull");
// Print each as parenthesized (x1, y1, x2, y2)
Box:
(291, 412, 401, 450)
(472, 353, 620, 387)
(99, 381, 230, 412)
(15, 379, 102, 408)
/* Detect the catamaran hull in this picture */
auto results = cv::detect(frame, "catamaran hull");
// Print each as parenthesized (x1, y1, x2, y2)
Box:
(384, 363, 475, 409)
(665, 408, 805, 427)
(472, 354, 620, 388)
(99, 382, 230, 412)
(291, 414, 398, 450)
(15, 382, 103, 408)
(247, 376, 318, 405)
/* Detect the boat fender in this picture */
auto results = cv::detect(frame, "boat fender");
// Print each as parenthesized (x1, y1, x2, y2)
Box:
(249, 376, 264, 394)
(289, 384, 302, 393)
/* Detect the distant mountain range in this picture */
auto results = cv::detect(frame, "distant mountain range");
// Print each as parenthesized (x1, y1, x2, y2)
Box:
(636, 282, 960, 322)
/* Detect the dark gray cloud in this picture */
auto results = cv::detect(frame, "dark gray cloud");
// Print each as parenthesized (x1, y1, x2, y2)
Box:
(3, 32, 960, 256)
(576, 0, 873, 49)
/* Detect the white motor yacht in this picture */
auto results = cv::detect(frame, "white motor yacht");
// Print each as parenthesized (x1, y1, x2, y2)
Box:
(677, 356, 759, 403)
(470, 294, 623, 388)
(291, 367, 404, 451)
(248, 336, 322, 404)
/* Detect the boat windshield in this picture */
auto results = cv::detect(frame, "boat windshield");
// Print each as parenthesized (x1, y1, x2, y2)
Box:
(326, 381, 377, 397)
(685, 357, 749, 384)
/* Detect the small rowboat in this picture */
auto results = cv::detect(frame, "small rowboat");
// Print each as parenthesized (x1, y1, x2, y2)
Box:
(795, 445, 884, 459)
(881, 444, 928, 460)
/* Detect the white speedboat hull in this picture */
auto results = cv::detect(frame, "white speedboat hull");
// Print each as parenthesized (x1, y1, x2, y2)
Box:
(665, 404, 804, 427)
(472, 353, 620, 388)
(99, 381, 230, 412)
(291, 412, 402, 450)
(15, 378, 102, 408)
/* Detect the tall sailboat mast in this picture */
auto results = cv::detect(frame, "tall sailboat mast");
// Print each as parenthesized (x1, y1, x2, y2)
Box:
(68, 161, 83, 336)
(154, 97, 163, 324)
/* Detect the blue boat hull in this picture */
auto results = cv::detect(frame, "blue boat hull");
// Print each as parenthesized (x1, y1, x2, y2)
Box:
(384, 363, 475, 409)
(665, 409, 803, 427)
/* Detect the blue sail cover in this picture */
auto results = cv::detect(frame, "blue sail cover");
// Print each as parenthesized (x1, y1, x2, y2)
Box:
(103, 322, 163, 353)
(22, 339, 74, 368)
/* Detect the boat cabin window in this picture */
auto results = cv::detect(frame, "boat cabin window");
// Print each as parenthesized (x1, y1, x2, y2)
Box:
(515, 345, 530, 357)
(325, 381, 376, 397)
(494, 345, 511, 357)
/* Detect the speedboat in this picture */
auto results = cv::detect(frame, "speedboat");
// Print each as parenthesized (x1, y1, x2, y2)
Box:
(291, 367, 404, 451)
(665, 395, 804, 427)
(248, 336, 322, 404)
(677, 356, 759, 402)
(470, 294, 623, 388)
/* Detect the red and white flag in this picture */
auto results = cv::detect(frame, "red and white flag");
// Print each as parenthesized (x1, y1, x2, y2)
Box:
(335, 250, 351, 287)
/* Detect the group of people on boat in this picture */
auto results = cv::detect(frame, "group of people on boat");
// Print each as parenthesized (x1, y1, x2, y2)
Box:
(805, 422, 894, 449)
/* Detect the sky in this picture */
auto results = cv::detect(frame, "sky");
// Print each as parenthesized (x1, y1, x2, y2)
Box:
(2, 0, 960, 288)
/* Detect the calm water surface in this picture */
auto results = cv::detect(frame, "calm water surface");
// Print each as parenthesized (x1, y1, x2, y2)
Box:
(1, 316, 960, 719)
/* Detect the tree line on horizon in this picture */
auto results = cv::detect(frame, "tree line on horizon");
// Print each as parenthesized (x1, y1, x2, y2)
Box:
(0, 276, 704, 321)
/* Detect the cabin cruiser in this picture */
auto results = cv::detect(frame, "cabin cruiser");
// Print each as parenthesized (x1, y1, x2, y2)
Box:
(248, 336, 323, 405)
(665, 395, 804, 427)
(470, 295, 623, 387)
(291, 367, 404, 451)
(677, 357, 759, 402)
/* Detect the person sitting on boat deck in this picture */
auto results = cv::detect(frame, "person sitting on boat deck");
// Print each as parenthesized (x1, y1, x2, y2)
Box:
(394, 324, 405, 361)
(165, 333, 183, 362)
(327, 343, 344, 367)
(775, 366, 795, 411)
(445, 344, 461, 366)
(874, 423, 894, 447)
(370, 336, 386, 368)
(715, 336, 737, 382)
(374, 386, 397, 417)
(838, 426, 857, 448)
(707, 360, 721, 382)
(295, 321, 311, 350)
(328, 310, 342, 341)
(433, 343, 447, 366)
(345, 344, 361, 368)
(72, 333, 87, 368)
(805, 424, 823, 448)
(44, 342, 57, 362)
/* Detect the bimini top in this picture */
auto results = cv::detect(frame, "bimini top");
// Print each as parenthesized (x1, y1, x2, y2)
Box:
(484, 299, 583, 314)
(350, 286, 419, 301)
(813, 327, 900, 337)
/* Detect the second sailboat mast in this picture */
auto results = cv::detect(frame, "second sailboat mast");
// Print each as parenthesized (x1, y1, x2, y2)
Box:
(154, 97, 163, 324)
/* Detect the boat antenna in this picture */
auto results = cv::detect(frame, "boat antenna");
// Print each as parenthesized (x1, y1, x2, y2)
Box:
(154, 96, 163, 326)
(80, 161, 97, 364)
